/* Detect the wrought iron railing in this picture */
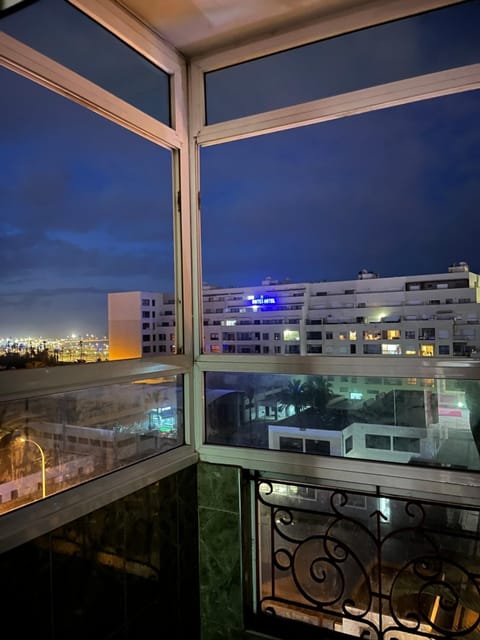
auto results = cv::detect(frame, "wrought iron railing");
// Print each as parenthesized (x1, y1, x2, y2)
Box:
(254, 475, 480, 639)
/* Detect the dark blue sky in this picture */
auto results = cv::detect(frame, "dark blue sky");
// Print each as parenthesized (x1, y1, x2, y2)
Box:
(1, 66, 173, 337)
(1, 0, 479, 337)
(201, 89, 480, 288)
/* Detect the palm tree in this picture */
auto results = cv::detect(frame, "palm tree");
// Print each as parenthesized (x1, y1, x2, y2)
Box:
(278, 378, 307, 416)
(302, 376, 333, 413)
(245, 385, 255, 422)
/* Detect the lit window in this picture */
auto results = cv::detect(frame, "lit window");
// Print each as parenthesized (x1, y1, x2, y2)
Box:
(386, 329, 400, 340)
(420, 345, 435, 356)
(364, 330, 382, 341)
(382, 344, 401, 355)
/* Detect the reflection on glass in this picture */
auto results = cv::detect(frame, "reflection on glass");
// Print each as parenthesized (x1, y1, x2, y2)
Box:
(0, 374, 184, 515)
(2, 0, 171, 124)
(256, 477, 480, 637)
(0, 67, 174, 359)
(205, 371, 480, 471)
(206, 0, 480, 122)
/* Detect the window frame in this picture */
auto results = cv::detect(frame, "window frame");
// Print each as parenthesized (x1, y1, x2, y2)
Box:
(0, 0, 196, 546)
(0, 0, 193, 379)
(188, 0, 480, 503)
(1, 0, 480, 551)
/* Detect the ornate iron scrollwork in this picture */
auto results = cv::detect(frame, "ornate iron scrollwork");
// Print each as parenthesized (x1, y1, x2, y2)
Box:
(256, 478, 480, 639)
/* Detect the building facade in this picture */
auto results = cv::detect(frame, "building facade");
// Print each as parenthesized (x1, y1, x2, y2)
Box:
(109, 262, 480, 360)
(108, 291, 177, 360)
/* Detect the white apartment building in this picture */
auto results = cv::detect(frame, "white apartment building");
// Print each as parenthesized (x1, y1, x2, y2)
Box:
(108, 262, 480, 361)
(108, 290, 177, 360)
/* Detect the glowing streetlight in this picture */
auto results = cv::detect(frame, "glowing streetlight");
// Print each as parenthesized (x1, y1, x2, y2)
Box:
(19, 437, 46, 499)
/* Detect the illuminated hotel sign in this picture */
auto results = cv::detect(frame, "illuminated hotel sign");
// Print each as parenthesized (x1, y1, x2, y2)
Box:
(248, 295, 276, 305)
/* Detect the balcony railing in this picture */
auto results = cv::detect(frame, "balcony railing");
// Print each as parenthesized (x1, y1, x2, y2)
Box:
(254, 474, 480, 639)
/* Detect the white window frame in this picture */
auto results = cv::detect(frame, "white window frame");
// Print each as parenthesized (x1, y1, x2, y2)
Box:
(0, 0, 194, 373)
(1, 0, 480, 550)
(188, 0, 480, 502)
(0, 0, 196, 549)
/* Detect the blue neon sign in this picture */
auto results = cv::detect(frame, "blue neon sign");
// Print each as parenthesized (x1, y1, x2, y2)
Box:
(250, 295, 276, 305)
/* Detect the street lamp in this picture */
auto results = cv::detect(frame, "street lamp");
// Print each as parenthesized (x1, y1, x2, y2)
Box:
(19, 437, 46, 499)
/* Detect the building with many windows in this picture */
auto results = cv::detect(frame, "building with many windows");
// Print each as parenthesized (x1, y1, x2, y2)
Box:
(109, 261, 480, 359)
(108, 290, 177, 360)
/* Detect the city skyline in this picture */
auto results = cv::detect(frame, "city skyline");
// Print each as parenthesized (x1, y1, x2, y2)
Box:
(1, 1, 479, 337)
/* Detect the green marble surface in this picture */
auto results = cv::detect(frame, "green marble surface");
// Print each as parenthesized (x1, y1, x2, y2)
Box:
(198, 462, 244, 637)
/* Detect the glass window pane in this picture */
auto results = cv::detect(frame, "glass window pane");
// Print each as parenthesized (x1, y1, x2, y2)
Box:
(0, 67, 175, 361)
(2, 0, 170, 125)
(205, 371, 480, 471)
(201, 90, 479, 358)
(0, 373, 184, 515)
(205, 0, 480, 123)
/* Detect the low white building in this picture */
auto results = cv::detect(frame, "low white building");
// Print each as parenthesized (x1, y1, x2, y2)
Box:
(267, 420, 480, 470)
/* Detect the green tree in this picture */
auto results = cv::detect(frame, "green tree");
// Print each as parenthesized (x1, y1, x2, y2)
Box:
(278, 378, 307, 415)
(245, 385, 255, 422)
(303, 376, 333, 413)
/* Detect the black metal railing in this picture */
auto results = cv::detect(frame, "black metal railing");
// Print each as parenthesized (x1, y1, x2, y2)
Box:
(254, 475, 480, 639)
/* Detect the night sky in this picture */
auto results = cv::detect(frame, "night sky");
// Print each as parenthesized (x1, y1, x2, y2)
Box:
(201, 89, 480, 288)
(1, 66, 174, 337)
(1, 0, 479, 337)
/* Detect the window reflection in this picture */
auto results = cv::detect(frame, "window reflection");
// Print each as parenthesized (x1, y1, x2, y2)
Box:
(0, 374, 184, 514)
(206, 0, 480, 122)
(205, 371, 480, 471)
(2, 0, 171, 124)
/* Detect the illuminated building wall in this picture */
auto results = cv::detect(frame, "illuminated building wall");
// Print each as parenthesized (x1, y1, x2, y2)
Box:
(108, 291, 176, 360)
(108, 263, 480, 361)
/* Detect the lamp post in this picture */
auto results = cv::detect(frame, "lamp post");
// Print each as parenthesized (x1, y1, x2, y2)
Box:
(19, 437, 46, 498)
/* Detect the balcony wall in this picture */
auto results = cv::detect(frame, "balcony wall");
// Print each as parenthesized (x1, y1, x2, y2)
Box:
(0, 465, 200, 640)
